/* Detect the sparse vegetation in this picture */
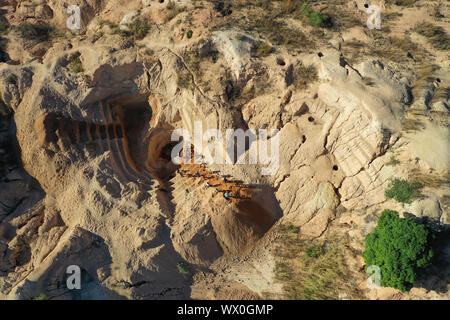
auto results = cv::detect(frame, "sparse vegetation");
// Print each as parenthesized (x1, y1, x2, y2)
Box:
(32, 293, 48, 300)
(385, 0, 417, 6)
(177, 68, 193, 90)
(431, 86, 450, 106)
(216, 10, 315, 51)
(128, 18, 150, 40)
(409, 169, 450, 189)
(386, 155, 400, 166)
(166, 0, 183, 22)
(285, 224, 299, 234)
(6, 74, 17, 85)
(298, 3, 332, 28)
(250, 41, 273, 58)
(305, 244, 323, 258)
(184, 50, 203, 76)
(273, 230, 359, 299)
(363, 209, 433, 292)
(186, 30, 193, 39)
(373, 36, 425, 64)
(343, 34, 427, 65)
(235, 62, 271, 102)
(280, 0, 331, 27)
(15, 23, 55, 41)
(0, 23, 10, 35)
(177, 262, 189, 275)
(414, 22, 450, 51)
(103, 17, 149, 43)
(212, 51, 219, 63)
(410, 64, 441, 108)
(293, 64, 318, 90)
(385, 178, 421, 204)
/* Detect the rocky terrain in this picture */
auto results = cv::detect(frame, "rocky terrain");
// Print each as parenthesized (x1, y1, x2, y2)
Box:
(0, 0, 448, 300)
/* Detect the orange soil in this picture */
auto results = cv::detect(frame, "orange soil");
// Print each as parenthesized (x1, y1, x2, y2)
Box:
(179, 163, 259, 204)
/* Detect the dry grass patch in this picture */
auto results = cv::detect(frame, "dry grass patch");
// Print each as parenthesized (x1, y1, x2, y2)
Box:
(342, 34, 426, 65)
(411, 64, 441, 105)
(409, 169, 450, 189)
(385, 0, 418, 6)
(250, 41, 273, 58)
(414, 22, 450, 51)
(293, 64, 318, 90)
(372, 36, 426, 64)
(273, 225, 361, 300)
(67, 56, 84, 74)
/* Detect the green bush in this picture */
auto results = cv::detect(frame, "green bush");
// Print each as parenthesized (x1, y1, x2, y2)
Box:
(385, 0, 417, 6)
(33, 293, 48, 300)
(212, 51, 219, 63)
(285, 224, 299, 234)
(305, 245, 323, 258)
(363, 210, 433, 292)
(385, 178, 421, 203)
(299, 3, 331, 28)
(176, 262, 189, 275)
(186, 30, 193, 39)
(280, 1, 331, 28)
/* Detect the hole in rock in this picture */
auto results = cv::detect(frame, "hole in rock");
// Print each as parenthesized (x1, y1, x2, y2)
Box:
(276, 57, 286, 66)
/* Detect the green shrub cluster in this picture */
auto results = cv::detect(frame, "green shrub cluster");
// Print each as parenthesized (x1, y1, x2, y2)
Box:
(305, 245, 323, 258)
(385, 178, 421, 204)
(299, 3, 331, 27)
(176, 262, 189, 275)
(281, 1, 331, 27)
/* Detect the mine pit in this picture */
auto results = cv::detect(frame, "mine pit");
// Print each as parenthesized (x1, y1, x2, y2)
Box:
(36, 94, 157, 187)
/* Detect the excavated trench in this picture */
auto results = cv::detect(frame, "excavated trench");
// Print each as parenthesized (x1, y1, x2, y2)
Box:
(36, 94, 182, 183)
